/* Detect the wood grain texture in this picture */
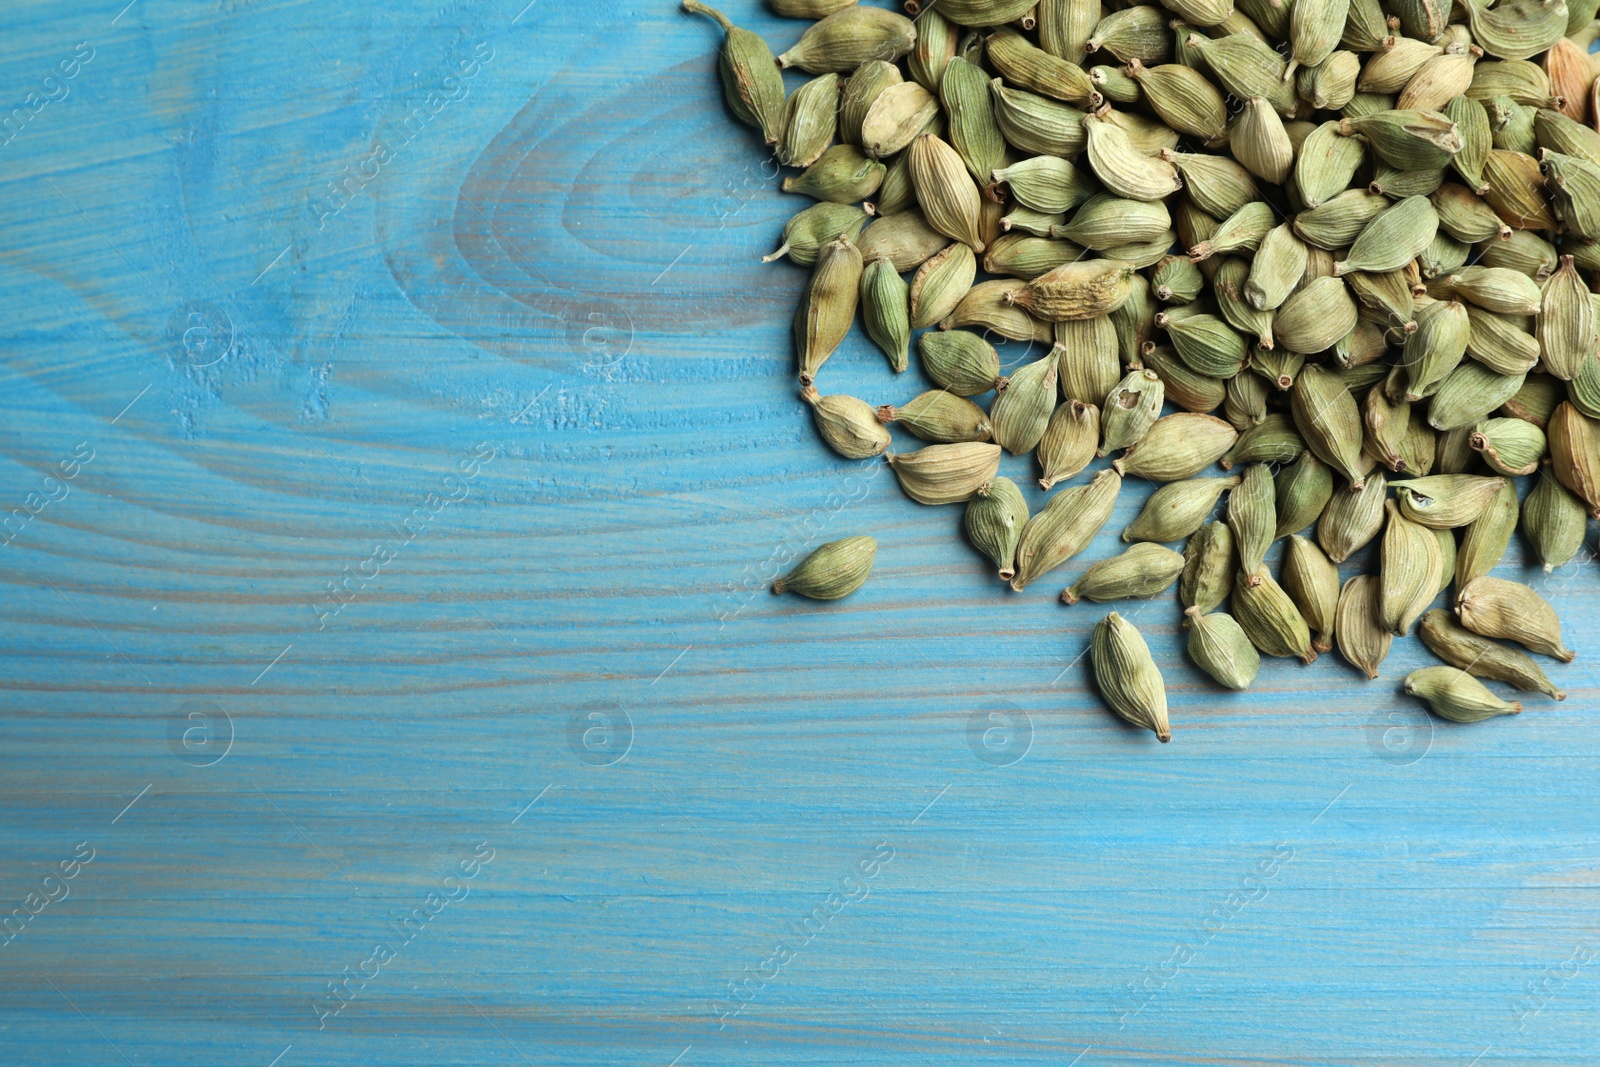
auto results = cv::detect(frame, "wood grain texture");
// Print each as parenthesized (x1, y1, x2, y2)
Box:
(1, 1, 1598, 1064)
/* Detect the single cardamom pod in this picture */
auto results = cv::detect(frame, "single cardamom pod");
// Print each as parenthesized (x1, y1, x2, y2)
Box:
(1433, 425, 1479, 474)
(1482, 148, 1558, 230)
(909, 243, 977, 329)
(1038, 0, 1100, 60)
(1536, 256, 1598, 381)
(876, 390, 992, 443)
(1444, 95, 1492, 193)
(1391, 473, 1507, 528)
(839, 60, 903, 148)
(885, 441, 1004, 505)
(1319, 469, 1388, 562)
(1061, 195, 1173, 250)
(907, 4, 957, 92)
(1294, 189, 1390, 251)
(989, 80, 1089, 156)
(1181, 521, 1240, 619)
(1189, 201, 1276, 262)
(779, 73, 843, 168)
(1001, 206, 1067, 237)
(991, 355, 1060, 454)
(1081, 111, 1183, 201)
(1275, 452, 1335, 539)
(1091, 611, 1171, 742)
(1162, 150, 1260, 218)
(1086, 6, 1173, 64)
(1501, 372, 1563, 426)
(1453, 475, 1516, 589)
(1419, 231, 1472, 281)
(1460, 0, 1565, 62)
(1282, 534, 1340, 653)
(1037, 400, 1101, 489)
(1348, 268, 1418, 333)
(1245, 224, 1311, 312)
(1286, 0, 1350, 78)
(1299, 49, 1361, 111)
(992, 156, 1095, 214)
(909, 133, 986, 252)
(1140, 343, 1229, 414)
(1099, 368, 1165, 456)
(1226, 367, 1271, 431)
(1425, 362, 1527, 432)
(1110, 274, 1157, 363)
(942, 279, 1053, 342)
(777, 7, 917, 73)
(683, 1, 787, 146)
(1011, 467, 1122, 591)
(1292, 363, 1373, 489)
(931, 0, 1040, 26)
(801, 386, 892, 460)
(1158, 310, 1252, 379)
(764, 202, 870, 266)
(1229, 96, 1295, 185)
(1522, 469, 1587, 572)
(1337, 109, 1463, 171)
(859, 257, 911, 373)
(1400, 298, 1470, 401)
(860, 81, 940, 159)
(1419, 609, 1566, 700)
(1335, 574, 1392, 679)
(1125, 59, 1228, 148)
(1152, 254, 1206, 304)
(919, 330, 1002, 396)
(1463, 305, 1540, 376)
(1439, 265, 1544, 315)
(1123, 475, 1241, 543)
(1469, 417, 1545, 476)
(1547, 401, 1600, 516)
(1274, 276, 1359, 355)
(1363, 386, 1414, 472)
(1334, 195, 1440, 276)
(986, 26, 1095, 104)
(1380, 498, 1445, 636)
(1113, 412, 1239, 481)
(965, 477, 1029, 581)
(941, 56, 1007, 185)
(1184, 607, 1261, 690)
(1183, 32, 1295, 114)
(1005, 259, 1136, 321)
(1233, 566, 1319, 664)
(983, 233, 1086, 279)
(1405, 666, 1523, 722)
(1295, 120, 1368, 210)
(773, 536, 877, 600)
(795, 235, 864, 384)
(1229, 463, 1277, 584)
(1062, 542, 1186, 604)
(1456, 575, 1574, 661)
(782, 144, 887, 203)
(857, 211, 947, 271)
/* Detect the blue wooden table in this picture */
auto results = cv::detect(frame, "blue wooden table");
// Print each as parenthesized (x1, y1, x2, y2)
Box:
(3, 1, 1598, 1064)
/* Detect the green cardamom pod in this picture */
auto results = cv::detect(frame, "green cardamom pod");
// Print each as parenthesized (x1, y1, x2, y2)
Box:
(1245, 223, 1311, 312)
(778, 7, 917, 73)
(1158, 309, 1251, 378)
(909, 243, 977, 329)
(992, 156, 1095, 214)
(1140, 343, 1230, 413)
(1189, 201, 1276, 262)
(982, 233, 1086, 280)
(1455, 477, 1519, 588)
(1054, 317, 1122, 407)
(1275, 452, 1335, 539)
(1419, 231, 1472, 281)
(1001, 206, 1067, 237)
(1063, 542, 1186, 604)
(1299, 50, 1360, 111)
(1334, 194, 1440, 275)
(773, 536, 877, 599)
(1125, 59, 1228, 148)
(1426, 362, 1526, 432)
(1223, 412, 1306, 468)
(886, 441, 1004, 505)
(1282, 534, 1340, 653)
(965, 477, 1029, 581)
(1522, 469, 1587, 572)
(1212, 257, 1277, 352)
(802, 386, 892, 460)
(1419, 609, 1566, 700)
(989, 80, 1089, 157)
(1011, 467, 1122, 590)
(909, 133, 986, 252)
(991, 355, 1060, 454)
(1294, 188, 1390, 251)
(1444, 95, 1492, 192)
(1087, 6, 1174, 65)
(1430, 182, 1511, 243)
(1536, 255, 1598, 380)
(1363, 385, 1414, 472)
(1234, 565, 1319, 664)
(932, 0, 1041, 26)
(1547, 401, 1600, 516)
(1123, 475, 1241, 543)
(1463, 305, 1540, 376)
(764, 202, 870, 266)
(1100, 368, 1166, 456)
(859, 257, 911, 373)
(782, 144, 887, 203)
(1110, 273, 1157, 363)
(1229, 96, 1295, 185)
(1061, 195, 1173, 250)
(1391, 473, 1507, 528)
(941, 56, 1007, 185)
(1483, 148, 1558, 229)
(683, 1, 787, 146)
(1006, 259, 1136, 321)
(1335, 574, 1392, 679)
(1184, 32, 1295, 114)
(1469, 417, 1546, 476)
(1439, 264, 1543, 314)
(1319, 468, 1388, 562)
(1113, 412, 1239, 481)
(1348, 268, 1417, 333)
(1295, 120, 1368, 209)
(1039, 0, 1101, 60)
(1501, 372, 1563, 426)
(1434, 424, 1480, 474)
(1274, 276, 1359, 355)
(795, 235, 863, 384)
(1380, 498, 1445, 635)
(1091, 611, 1172, 742)
(987, 26, 1095, 104)
(1181, 521, 1237, 614)
(1037, 400, 1101, 490)
(942, 279, 1053, 342)
(919, 330, 1002, 396)
(1184, 608, 1261, 690)
(1082, 111, 1183, 201)
(857, 211, 948, 272)
(907, 5, 957, 92)
(1163, 150, 1260, 218)
(1152, 254, 1206, 304)
(1292, 363, 1373, 488)
(876, 390, 993, 443)
(1405, 666, 1522, 722)
(1229, 463, 1277, 583)
(779, 73, 842, 168)
(860, 81, 940, 159)
(840, 60, 903, 148)
(1457, 575, 1574, 661)
(1461, 0, 1565, 62)
(1400, 298, 1470, 401)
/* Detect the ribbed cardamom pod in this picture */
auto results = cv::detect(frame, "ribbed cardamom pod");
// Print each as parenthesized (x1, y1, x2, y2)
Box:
(965, 477, 1029, 581)
(1295, 122, 1366, 210)
(877, 390, 992, 444)
(1275, 452, 1334, 539)
(1547, 401, 1600, 516)
(777, 7, 917, 73)
(1368, 161, 1448, 200)
(1348, 269, 1417, 333)
(989, 80, 1089, 156)
(1082, 112, 1183, 201)
(683, 1, 787, 146)
(1335, 318, 1389, 370)
(1226, 364, 1271, 431)
(859, 81, 940, 159)
(941, 280, 1053, 342)
(907, 5, 956, 92)
(909, 134, 986, 253)
(1227, 463, 1276, 583)
(782, 144, 887, 203)
(930, 0, 1040, 26)
(1455, 478, 1518, 588)
(802, 386, 892, 460)
(857, 212, 943, 272)
(773, 536, 877, 599)
(1228, 96, 1295, 185)
(1402, 409, 1440, 475)
(918, 330, 1002, 396)
(1209, 259, 1274, 353)
(1091, 612, 1171, 742)
(770, 0, 859, 17)
(1037, 400, 1100, 489)
(1162, 151, 1259, 219)
(1189, 201, 1274, 263)
(1038, 0, 1101, 61)
(940, 56, 1006, 185)
(1335, 575, 1391, 679)
(1426, 362, 1526, 431)
(1460, 0, 1565, 62)
(1443, 95, 1492, 193)
(1337, 109, 1463, 170)
(1432, 526, 1457, 596)
(908, 243, 976, 330)
(794, 236, 863, 384)
(839, 60, 903, 148)
(1489, 95, 1538, 155)
(1334, 195, 1440, 275)
(1113, 412, 1239, 481)
(990, 355, 1059, 455)
(1391, 473, 1507, 528)
(1152, 254, 1206, 304)
(1006, 259, 1136, 321)
(1419, 609, 1566, 700)
(1139, 343, 1229, 414)
(1100, 368, 1165, 456)
(1124, 59, 1228, 147)
(1234, 566, 1319, 663)
(1299, 50, 1361, 111)
(1457, 575, 1574, 661)
(1272, 276, 1358, 356)
(1063, 541, 1186, 604)
(983, 235, 1087, 280)
(1319, 469, 1388, 561)
(1433, 425, 1478, 474)
(1533, 108, 1600, 168)
(986, 26, 1095, 104)
(858, 257, 911, 374)
(1159, 310, 1251, 378)
(1466, 57, 1555, 106)
(1011, 467, 1122, 590)
(1420, 231, 1471, 282)
(779, 73, 842, 168)
(1002, 206, 1068, 237)
(1430, 183, 1511, 244)
(1124, 475, 1241, 543)
(765, 203, 870, 266)
(1292, 363, 1372, 489)
(1462, 305, 1540, 376)
(1061, 195, 1173, 250)
(1293, 188, 1389, 251)
(1183, 607, 1261, 690)
(1283, 534, 1340, 653)
(1397, 48, 1482, 115)
(1501, 372, 1563, 426)
(1404, 666, 1522, 722)
(886, 441, 1003, 505)
(1399, 298, 1469, 401)
(1379, 498, 1444, 635)
(1086, 6, 1173, 65)
(1363, 386, 1413, 472)
(1536, 256, 1597, 381)
(992, 156, 1094, 214)
(1283, 0, 1348, 79)
(1482, 148, 1558, 230)
(1440, 265, 1544, 314)
(1522, 470, 1587, 573)
(1181, 521, 1237, 614)
(1110, 273, 1157, 363)
(1183, 32, 1295, 114)
(1541, 37, 1590, 121)
(1469, 417, 1546, 476)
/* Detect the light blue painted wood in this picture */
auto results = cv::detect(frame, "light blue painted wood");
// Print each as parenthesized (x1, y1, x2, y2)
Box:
(2, 1, 1599, 1064)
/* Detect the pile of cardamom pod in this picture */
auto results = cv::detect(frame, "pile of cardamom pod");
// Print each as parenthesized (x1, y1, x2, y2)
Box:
(686, 0, 1600, 742)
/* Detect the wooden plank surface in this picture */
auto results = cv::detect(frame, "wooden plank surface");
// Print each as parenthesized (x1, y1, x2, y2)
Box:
(2, 1, 1598, 1064)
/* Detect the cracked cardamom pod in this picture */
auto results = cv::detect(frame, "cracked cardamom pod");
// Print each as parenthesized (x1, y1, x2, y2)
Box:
(965, 477, 1029, 581)
(1391, 473, 1508, 528)
(886, 441, 1004, 505)
(1091, 611, 1171, 742)
(840, 60, 903, 147)
(1063, 542, 1185, 604)
(1419, 609, 1566, 700)
(1099, 368, 1165, 456)
(1456, 575, 1574, 661)
(773, 536, 877, 599)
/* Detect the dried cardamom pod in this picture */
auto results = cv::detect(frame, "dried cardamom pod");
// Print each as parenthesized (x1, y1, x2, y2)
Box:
(1300, 49, 1361, 111)
(683, 1, 787, 145)
(1163, 151, 1260, 218)
(1226, 367, 1271, 430)
(1113, 412, 1239, 481)
(782, 144, 887, 203)
(1140, 343, 1229, 413)
(858, 211, 949, 271)
(773, 536, 877, 599)
(918, 330, 1002, 396)
(1275, 452, 1335, 539)
(986, 26, 1095, 104)
(1083, 111, 1184, 201)
(1091, 612, 1172, 742)
(1011, 467, 1122, 590)
(764, 202, 870, 266)
(1125, 59, 1228, 147)
(1124, 475, 1241, 543)
(1005, 259, 1137, 321)
(1184, 33, 1294, 113)
(1419, 609, 1566, 700)
(1456, 575, 1574, 661)
(778, 7, 917, 73)
(1087, 6, 1174, 64)
(1547, 401, 1600, 516)
(795, 235, 864, 383)
(1212, 257, 1276, 352)
(908, 5, 957, 91)
(1522, 470, 1587, 572)
(940, 56, 1006, 185)
(1425, 362, 1527, 431)
(989, 80, 1089, 156)
(965, 477, 1029, 581)
(992, 156, 1094, 214)
(1390, 473, 1507, 528)
(1229, 96, 1295, 185)
(840, 60, 903, 147)
(1453, 478, 1517, 589)
(1292, 363, 1373, 489)
(1061, 195, 1173, 250)
(1294, 189, 1390, 251)
(909, 133, 987, 252)
(1229, 463, 1278, 583)
(780, 73, 843, 168)
(859, 257, 911, 373)
(1275, 276, 1360, 355)
(876, 390, 993, 443)
(1482, 148, 1558, 230)
(1463, 305, 1540, 376)
(1160, 310, 1251, 378)
(1536, 256, 1598, 380)
(1404, 666, 1522, 722)
(1334, 195, 1440, 275)
(1184, 607, 1261, 690)
(1283, 534, 1340, 653)
(1038, 0, 1100, 61)
(1245, 224, 1311, 312)
(1440, 265, 1544, 314)
(1460, 0, 1565, 62)
(1319, 469, 1388, 562)
(1181, 521, 1237, 614)
(1469, 417, 1546, 476)
(1037, 400, 1101, 489)
(1234, 566, 1319, 664)
(942, 279, 1053, 342)
(1099, 368, 1165, 456)
(1335, 574, 1392, 679)
(802, 386, 892, 460)
(909, 243, 977, 329)
(1152, 254, 1205, 304)
(1063, 542, 1186, 604)
(860, 81, 940, 159)
(1380, 498, 1445, 635)
(886, 441, 1004, 505)
(991, 355, 1060, 454)
(1400, 298, 1470, 401)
